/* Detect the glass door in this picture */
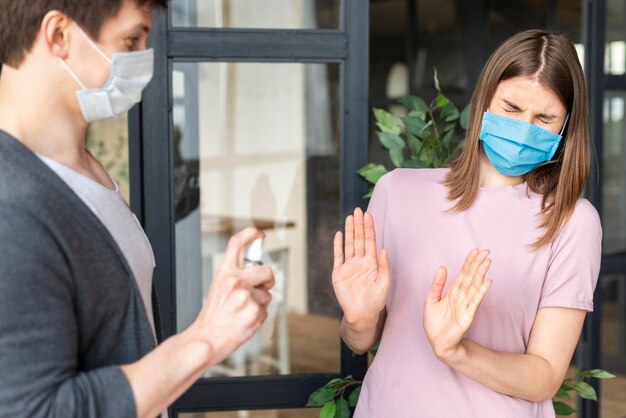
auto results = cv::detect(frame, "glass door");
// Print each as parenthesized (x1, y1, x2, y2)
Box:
(133, 1, 369, 415)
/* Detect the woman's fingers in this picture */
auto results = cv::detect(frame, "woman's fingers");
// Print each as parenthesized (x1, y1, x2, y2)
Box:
(426, 266, 448, 305)
(344, 215, 355, 260)
(467, 279, 492, 315)
(377, 248, 391, 287)
(333, 231, 344, 271)
(460, 249, 490, 291)
(353, 208, 365, 257)
(364, 211, 377, 257)
(452, 248, 479, 289)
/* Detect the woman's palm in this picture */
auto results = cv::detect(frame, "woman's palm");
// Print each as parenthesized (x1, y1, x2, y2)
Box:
(332, 208, 390, 324)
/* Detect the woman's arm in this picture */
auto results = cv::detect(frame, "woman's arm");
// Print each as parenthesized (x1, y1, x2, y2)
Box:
(441, 307, 586, 402)
(423, 249, 587, 402)
(340, 308, 387, 355)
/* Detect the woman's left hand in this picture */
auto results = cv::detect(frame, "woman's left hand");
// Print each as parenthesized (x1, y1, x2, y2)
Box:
(423, 249, 493, 363)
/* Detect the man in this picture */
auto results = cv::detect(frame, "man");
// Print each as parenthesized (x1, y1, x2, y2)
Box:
(0, 1, 274, 417)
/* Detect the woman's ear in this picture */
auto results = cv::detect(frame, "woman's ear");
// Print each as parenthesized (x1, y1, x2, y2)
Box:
(40, 11, 73, 59)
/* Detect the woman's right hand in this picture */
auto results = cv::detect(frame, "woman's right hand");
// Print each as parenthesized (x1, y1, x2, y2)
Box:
(332, 208, 391, 331)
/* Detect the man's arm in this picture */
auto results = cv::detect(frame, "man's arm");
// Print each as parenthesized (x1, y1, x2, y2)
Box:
(122, 228, 273, 418)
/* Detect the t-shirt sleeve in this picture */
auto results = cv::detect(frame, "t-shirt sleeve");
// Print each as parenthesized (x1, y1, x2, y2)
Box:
(539, 199, 602, 311)
(366, 171, 392, 253)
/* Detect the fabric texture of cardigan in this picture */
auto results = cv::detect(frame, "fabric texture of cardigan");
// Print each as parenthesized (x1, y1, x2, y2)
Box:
(0, 131, 160, 418)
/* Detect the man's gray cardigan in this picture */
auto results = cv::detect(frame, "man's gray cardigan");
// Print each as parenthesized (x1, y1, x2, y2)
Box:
(0, 131, 160, 417)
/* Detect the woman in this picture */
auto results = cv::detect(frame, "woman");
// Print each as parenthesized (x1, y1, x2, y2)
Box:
(332, 30, 601, 417)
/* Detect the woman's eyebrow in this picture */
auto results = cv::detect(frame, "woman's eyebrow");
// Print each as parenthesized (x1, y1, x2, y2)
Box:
(536, 112, 558, 120)
(502, 98, 558, 119)
(501, 99, 521, 110)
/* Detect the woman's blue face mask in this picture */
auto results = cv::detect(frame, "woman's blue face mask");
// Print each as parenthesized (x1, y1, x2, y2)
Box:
(478, 111, 569, 177)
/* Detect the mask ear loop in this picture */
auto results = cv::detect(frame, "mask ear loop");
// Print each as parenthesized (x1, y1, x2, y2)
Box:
(58, 58, 87, 90)
(73, 22, 113, 64)
(559, 113, 570, 136)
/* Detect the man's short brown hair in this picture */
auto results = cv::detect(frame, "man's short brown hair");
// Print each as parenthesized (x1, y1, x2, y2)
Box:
(0, 0, 168, 67)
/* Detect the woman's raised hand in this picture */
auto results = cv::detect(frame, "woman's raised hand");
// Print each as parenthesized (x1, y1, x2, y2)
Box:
(332, 208, 390, 330)
(423, 249, 492, 362)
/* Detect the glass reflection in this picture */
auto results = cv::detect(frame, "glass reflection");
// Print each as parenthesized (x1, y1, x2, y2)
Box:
(602, 92, 626, 254)
(170, 0, 340, 29)
(172, 62, 341, 377)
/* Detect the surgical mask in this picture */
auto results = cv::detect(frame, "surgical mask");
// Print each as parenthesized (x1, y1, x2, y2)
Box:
(58, 23, 154, 123)
(478, 111, 569, 177)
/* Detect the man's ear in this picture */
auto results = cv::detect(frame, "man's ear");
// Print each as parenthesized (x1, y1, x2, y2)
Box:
(40, 11, 73, 59)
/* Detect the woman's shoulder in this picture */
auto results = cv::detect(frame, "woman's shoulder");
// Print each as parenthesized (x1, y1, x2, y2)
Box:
(567, 198, 602, 233)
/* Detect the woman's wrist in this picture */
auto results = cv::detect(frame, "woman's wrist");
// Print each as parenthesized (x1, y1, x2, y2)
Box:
(435, 338, 469, 367)
(343, 311, 382, 333)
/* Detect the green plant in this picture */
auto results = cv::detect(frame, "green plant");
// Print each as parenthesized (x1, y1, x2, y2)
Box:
(306, 376, 361, 418)
(308, 72, 615, 417)
(357, 69, 469, 197)
(552, 369, 616, 416)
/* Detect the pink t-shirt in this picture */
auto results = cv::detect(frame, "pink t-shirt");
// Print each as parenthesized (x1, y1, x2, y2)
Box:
(354, 168, 602, 418)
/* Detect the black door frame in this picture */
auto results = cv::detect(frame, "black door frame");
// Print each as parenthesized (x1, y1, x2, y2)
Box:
(130, 2, 370, 414)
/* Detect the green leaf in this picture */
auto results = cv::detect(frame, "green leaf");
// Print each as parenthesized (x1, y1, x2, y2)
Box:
(325, 378, 344, 388)
(408, 110, 427, 121)
(335, 398, 350, 418)
(433, 67, 441, 93)
(368, 342, 379, 356)
(401, 115, 428, 139)
(419, 146, 435, 166)
(450, 140, 465, 157)
(377, 131, 406, 150)
(441, 128, 455, 150)
(390, 147, 405, 168)
(407, 134, 422, 156)
(320, 400, 337, 418)
(403, 159, 430, 169)
(399, 96, 429, 114)
(576, 369, 616, 379)
(441, 102, 460, 122)
(357, 163, 388, 185)
(554, 387, 571, 399)
(553, 400, 577, 416)
(460, 104, 471, 130)
(307, 387, 335, 407)
(363, 189, 373, 199)
(348, 385, 361, 407)
(572, 381, 598, 401)
(373, 108, 401, 135)
(434, 93, 450, 109)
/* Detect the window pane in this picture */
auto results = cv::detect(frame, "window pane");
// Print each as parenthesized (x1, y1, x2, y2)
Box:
(180, 409, 320, 418)
(170, 0, 340, 29)
(172, 62, 341, 377)
(87, 116, 130, 203)
(602, 92, 626, 255)
(600, 275, 626, 418)
(606, 0, 626, 75)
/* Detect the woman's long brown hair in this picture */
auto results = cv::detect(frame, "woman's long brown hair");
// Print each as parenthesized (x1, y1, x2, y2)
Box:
(445, 29, 591, 249)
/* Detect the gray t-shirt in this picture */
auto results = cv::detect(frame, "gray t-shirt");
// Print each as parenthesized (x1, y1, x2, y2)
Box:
(38, 155, 157, 341)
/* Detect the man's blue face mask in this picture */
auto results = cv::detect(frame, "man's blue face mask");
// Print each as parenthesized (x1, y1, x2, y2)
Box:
(478, 111, 569, 177)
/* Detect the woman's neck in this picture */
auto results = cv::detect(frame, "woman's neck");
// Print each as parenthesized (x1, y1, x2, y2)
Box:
(478, 151, 524, 188)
